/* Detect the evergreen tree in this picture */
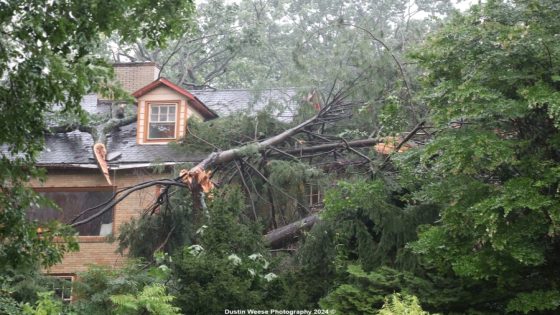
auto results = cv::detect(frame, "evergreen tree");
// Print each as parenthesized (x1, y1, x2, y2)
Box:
(404, 0, 560, 313)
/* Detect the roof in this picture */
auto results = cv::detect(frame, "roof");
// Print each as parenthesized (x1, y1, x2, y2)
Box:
(15, 86, 299, 169)
(191, 88, 299, 122)
(36, 124, 205, 169)
(132, 77, 219, 120)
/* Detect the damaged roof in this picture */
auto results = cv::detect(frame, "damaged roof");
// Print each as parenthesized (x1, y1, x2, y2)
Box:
(37, 124, 204, 169)
(33, 87, 298, 168)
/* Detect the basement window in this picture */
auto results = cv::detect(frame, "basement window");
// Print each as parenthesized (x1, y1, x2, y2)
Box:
(148, 103, 177, 140)
(307, 183, 323, 207)
(28, 187, 115, 237)
(50, 275, 74, 303)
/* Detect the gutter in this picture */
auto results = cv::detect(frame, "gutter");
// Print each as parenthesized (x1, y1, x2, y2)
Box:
(37, 161, 200, 170)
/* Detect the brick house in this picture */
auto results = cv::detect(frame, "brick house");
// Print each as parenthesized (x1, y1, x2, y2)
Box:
(28, 62, 299, 282)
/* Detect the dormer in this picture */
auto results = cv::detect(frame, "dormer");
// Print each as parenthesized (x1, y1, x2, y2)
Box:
(132, 77, 218, 145)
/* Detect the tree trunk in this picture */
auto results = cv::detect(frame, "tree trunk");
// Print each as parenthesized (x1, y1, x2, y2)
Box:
(263, 213, 319, 247)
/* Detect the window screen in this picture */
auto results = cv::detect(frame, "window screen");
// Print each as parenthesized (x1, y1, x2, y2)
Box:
(51, 276, 74, 303)
(28, 189, 115, 236)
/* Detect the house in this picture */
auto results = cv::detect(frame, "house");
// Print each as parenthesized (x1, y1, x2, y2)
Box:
(28, 62, 299, 281)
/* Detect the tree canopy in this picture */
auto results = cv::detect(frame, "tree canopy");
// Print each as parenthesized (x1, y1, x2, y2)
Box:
(5, 0, 560, 314)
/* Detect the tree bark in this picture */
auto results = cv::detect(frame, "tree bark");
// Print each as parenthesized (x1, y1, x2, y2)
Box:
(263, 213, 319, 247)
(48, 114, 137, 185)
(278, 138, 380, 156)
(90, 115, 137, 184)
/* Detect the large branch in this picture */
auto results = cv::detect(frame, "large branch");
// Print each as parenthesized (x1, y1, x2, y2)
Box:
(48, 113, 137, 185)
(177, 94, 355, 192)
(191, 115, 318, 171)
(278, 138, 380, 156)
(92, 115, 137, 184)
(264, 213, 319, 247)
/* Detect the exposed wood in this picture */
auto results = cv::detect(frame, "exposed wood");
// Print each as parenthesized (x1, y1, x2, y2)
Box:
(48, 113, 138, 185)
(93, 143, 111, 184)
(91, 115, 137, 185)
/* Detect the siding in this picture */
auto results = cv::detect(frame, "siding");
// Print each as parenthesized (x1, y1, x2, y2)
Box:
(136, 86, 204, 145)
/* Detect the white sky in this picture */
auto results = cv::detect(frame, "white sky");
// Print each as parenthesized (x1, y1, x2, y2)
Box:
(201, 0, 480, 11)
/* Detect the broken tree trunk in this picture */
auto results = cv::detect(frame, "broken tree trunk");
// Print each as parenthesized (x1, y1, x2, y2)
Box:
(264, 213, 319, 248)
(90, 115, 137, 184)
(49, 114, 137, 185)
(177, 92, 354, 189)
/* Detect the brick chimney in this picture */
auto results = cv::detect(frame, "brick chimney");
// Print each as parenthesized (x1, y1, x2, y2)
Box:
(113, 62, 160, 95)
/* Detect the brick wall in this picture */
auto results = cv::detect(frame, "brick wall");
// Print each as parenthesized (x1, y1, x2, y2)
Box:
(113, 62, 159, 95)
(31, 168, 168, 274)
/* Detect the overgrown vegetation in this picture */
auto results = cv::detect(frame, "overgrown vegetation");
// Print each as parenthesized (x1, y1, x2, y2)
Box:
(3, 0, 560, 314)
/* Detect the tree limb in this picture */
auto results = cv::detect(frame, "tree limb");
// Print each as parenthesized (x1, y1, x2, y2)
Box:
(264, 213, 319, 247)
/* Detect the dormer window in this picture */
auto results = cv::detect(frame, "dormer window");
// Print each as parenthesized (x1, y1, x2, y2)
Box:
(148, 103, 177, 140)
(132, 77, 218, 145)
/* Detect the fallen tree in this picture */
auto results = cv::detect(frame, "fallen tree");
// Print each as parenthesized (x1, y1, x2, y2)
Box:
(264, 213, 319, 247)
(51, 70, 431, 249)
(65, 101, 429, 247)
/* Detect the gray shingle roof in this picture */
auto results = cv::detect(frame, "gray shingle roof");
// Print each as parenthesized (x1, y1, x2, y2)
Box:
(26, 88, 298, 168)
(106, 123, 205, 164)
(37, 125, 203, 167)
(38, 131, 94, 164)
(192, 88, 299, 122)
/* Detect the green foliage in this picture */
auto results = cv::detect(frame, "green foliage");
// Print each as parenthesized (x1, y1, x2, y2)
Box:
(172, 187, 271, 313)
(197, 187, 264, 255)
(70, 260, 173, 315)
(318, 180, 439, 272)
(154, 186, 317, 313)
(174, 247, 268, 313)
(506, 290, 560, 314)
(22, 292, 62, 315)
(297, 180, 446, 313)
(181, 109, 289, 153)
(319, 265, 435, 314)
(400, 0, 560, 312)
(0, 0, 195, 276)
(117, 184, 195, 259)
(110, 284, 180, 315)
(379, 293, 432, 315)
(264, 160, 326, 224)
(0, 185, 79, 270)
(0, 293, 24, 315)
(378, 96, 409, 136)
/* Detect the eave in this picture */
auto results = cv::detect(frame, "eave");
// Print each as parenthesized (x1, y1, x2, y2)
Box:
(132, 77, 219, 120)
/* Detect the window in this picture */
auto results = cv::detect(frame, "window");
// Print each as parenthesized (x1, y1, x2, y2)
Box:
(307, 183, 323, 207)
(148, 103, 177, 139)
(50, 275, 74, 303)
(28, 188, 115, 237)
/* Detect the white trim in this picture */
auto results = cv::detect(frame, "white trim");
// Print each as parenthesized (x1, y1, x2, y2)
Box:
(147, 103, 178, 140)
(49, 275, 74, 302)
(39, 161, 202, 170)
(110, 162, 192, 170)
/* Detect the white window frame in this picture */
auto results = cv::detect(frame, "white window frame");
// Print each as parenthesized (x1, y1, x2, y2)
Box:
(147, 103, 178, 140)
(307, 183, 323, 206)
(51, 275, 74, 303)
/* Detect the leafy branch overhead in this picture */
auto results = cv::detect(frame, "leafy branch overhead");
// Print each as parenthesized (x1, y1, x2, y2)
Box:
(0, 0, 196, 270)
